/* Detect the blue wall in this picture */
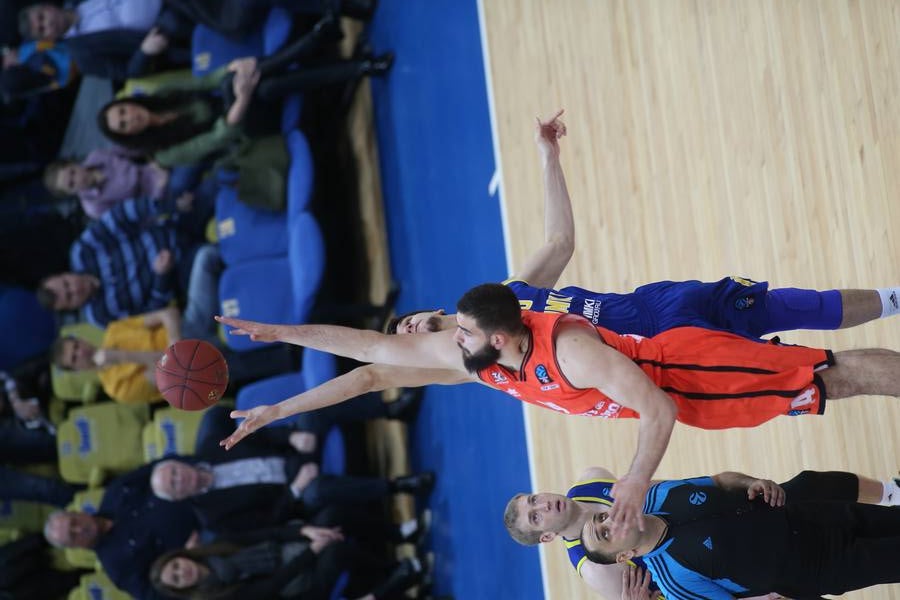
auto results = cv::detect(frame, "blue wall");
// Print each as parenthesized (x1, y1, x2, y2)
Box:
(368, 1, 543, 597)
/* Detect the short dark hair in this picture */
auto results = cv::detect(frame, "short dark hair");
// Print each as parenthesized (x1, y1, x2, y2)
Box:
(384, 308, 439, 335)
(503, 493, 541, 545)
(583, 543, 618, 565)
(50, 335, 77, 370)
(456, 283, 525, 335)
(43, 159, 78, 197)
(36, 276, 58, 310)
(17, 6, 35, 40)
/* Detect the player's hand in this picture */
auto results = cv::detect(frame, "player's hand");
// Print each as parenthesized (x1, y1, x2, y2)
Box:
(535, 108, 566, 160)
(152, 249, 174, 275)
(289, 430, 317, 454)
(747, 478, 785, 507)
(220, 405, 278, 450)
(184, 530, 200, 549)
(140, 27, 169, 55)
(290, 462, 320, 495)
(609, 474, 649, 539)
(300, 525, 343, 553)
(622, 566, 661, 600)
(175, 192, 194, 213)
(227, 57, 260, 98)
(215, 316, 286, 343)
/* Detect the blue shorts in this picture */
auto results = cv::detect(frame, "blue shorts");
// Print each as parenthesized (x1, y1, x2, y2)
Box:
(629, 276, 771, 338)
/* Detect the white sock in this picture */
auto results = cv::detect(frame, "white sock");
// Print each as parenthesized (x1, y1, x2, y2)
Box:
(878, 479, 900, 506)
(399, 518, 417, 538)
(876, 288, 900, 318)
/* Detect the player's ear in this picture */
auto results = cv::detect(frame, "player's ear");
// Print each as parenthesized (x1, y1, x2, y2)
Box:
(616, 550, 636, 563)
(539, 531, 557, 543)
(489, 332, 508, 349)
(436, 309, 445, 315)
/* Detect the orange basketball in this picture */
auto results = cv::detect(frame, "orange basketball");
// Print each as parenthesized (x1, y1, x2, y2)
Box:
(155, 340, 229, 411)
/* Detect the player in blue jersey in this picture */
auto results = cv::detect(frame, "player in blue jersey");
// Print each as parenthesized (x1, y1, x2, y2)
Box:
(503, 467, 900, 600)
(580, 477, 900, 599)
(389, 276, 900, 341)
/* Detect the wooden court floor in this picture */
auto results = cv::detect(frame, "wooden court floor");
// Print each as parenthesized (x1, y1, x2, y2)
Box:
(481, 2, 900, 598)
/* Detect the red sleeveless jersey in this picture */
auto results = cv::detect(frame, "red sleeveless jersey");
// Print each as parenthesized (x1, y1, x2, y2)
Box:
(476, 311, 833, 429)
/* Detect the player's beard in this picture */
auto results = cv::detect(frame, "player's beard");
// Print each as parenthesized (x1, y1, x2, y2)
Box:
(460, 341, 501, 374)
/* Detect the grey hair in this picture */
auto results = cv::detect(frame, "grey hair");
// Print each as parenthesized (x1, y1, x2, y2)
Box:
(150, 460, 179, 501)
(43, 510, 68, 548)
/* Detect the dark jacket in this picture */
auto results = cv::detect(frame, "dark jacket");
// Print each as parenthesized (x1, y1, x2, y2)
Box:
(64, 29, 189, 81)
(95, 462, 199, 600)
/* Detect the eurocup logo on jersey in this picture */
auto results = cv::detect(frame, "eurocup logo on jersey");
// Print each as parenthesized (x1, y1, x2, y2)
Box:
(689, 491, 708, 505)
(734, 296, 755, 310)
(490, 370, 508, 385)
(535, 364, 553, 385)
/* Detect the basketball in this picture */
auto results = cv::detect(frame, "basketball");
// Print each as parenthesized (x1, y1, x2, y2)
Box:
(155, 340, 229, 411)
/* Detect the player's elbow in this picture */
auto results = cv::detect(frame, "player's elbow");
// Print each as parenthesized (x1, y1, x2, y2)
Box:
(549, 233, 575, 263)
(354, 364, 379, 392)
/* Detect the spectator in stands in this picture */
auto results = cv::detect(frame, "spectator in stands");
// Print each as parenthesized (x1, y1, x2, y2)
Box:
(0, 466, 80, 506)
(149, 451, 434, 533)
(43, 462, 200, 600)
(0, 533, 82, 599)
(149, 524, 427, 600)
(42, 148, 181, 217)
(1, 39, 78, 101)
(18, 2, 189, 80)
(18, 0, 377, 81)
(37, 196, 211, 327)
(96, 17, 392, 210)
(50, 306, 299, 404)
(0, 369, 56, 463)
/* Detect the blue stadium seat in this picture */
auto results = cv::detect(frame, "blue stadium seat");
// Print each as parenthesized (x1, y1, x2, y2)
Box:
(191, 28, 262, 77)
(287, 212, 326, 323)
(234, 371, 346, 474)
(300, 348, 337, 390)
(328, 571, 351, 600)
(262, 8, 294, 56)
(235, 372, 304, 428)
(319, 426, 345, 475)
(214, 184, 289, 265)
(219, 256, 297, 351)
(286, 130, 314, 216)
(281, 94, 304, 133)
(192, 8, 292, 76)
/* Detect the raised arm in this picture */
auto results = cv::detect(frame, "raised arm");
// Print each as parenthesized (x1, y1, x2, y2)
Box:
(220, 364, 470, 450)
(555, 324, 678, 539)
(510, 109, 575, 289)
(215, 316, 468, 371)
(141, 306, 182, 343)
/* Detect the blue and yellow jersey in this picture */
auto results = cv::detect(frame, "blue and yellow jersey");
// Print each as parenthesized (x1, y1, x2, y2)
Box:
(18, 41, 77, 87)
(504, 276, 771, 339)
(563, 478, 651, 577)
(563, 477, 718, 596)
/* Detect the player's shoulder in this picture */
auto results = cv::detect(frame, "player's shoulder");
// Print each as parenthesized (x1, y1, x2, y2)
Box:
(575, 466, 616, 481)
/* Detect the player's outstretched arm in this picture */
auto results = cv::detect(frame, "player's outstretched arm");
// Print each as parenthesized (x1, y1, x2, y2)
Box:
(220, 364, 470, 450)
(512, 109, 575, 290)
(215, 316, 466, 371)
(555, 324, 677, 539)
